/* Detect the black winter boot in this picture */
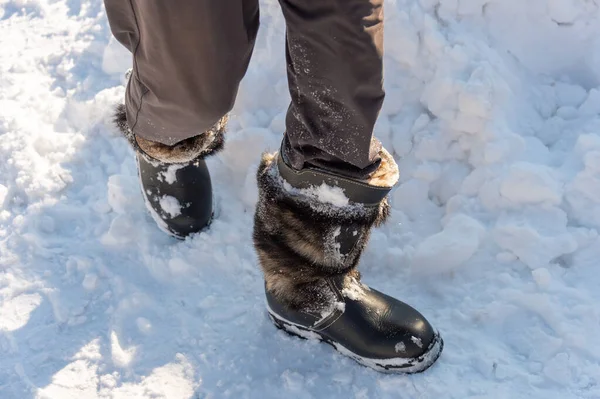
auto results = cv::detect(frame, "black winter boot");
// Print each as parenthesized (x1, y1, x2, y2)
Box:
(114, 105, 227, 238)
(253, 149, 443, 373)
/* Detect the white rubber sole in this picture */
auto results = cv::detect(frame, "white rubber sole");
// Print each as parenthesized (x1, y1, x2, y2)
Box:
(267, 304, 443, 374)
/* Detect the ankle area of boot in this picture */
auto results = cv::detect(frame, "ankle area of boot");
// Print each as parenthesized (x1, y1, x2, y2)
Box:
(113, 103, 227, 164)
(134, 121, 226, 164)
(276, 146, 399, 208)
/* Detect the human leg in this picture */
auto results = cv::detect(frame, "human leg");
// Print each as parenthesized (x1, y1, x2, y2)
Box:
(253, 0, 443, 373)
(105, 0, 259, 237)
(278, 0, 385, 179)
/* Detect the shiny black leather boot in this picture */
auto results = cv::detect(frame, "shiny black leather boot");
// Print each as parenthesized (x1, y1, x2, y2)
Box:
(253, 149, 443, 373)
(114, 104, 227, 238)
(136, 155, 213, 238)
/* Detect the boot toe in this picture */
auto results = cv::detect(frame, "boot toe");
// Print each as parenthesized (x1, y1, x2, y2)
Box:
(336, 292, 441, 363)
(381, 299, 437, 359)
(351, 295, 443, 373)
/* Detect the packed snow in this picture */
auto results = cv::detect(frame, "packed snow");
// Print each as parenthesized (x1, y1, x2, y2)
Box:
(1, 0, 600, 398)
(158, 165, 185, 185)
(157, 196, 182, 219)
(282, 179, 351, 208)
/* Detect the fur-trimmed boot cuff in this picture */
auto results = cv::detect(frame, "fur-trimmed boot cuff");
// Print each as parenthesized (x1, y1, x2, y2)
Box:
(253, 149, 398, 313)
(113, 104, 227, 164)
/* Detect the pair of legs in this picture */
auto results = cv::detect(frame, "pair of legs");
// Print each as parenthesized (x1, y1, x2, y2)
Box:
(104, 0, 384, 179)
(105, 0, 444, 373)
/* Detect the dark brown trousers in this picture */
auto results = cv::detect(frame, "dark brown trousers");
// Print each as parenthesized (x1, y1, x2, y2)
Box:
(105, 0, 385, 178)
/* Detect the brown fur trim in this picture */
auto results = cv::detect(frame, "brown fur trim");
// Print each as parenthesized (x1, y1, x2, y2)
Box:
(253, 152, 391, 312)
(366, 147, 400, 187)
(113, 104, 227, 164)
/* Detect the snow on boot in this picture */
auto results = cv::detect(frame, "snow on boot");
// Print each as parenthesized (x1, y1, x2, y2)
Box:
(114, 104, 227, 238)
(253, 149, 443, 373)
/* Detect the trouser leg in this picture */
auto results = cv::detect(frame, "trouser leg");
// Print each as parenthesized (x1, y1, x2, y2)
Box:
(278, 0, 385, 179)
(104, 0, 260, 145)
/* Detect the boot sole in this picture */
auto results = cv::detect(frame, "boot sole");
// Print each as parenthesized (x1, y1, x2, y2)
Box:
(267, 305, 444, 374)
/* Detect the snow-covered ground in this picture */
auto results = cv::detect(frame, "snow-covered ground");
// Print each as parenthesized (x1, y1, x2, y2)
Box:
(1, 0, 600, 397)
